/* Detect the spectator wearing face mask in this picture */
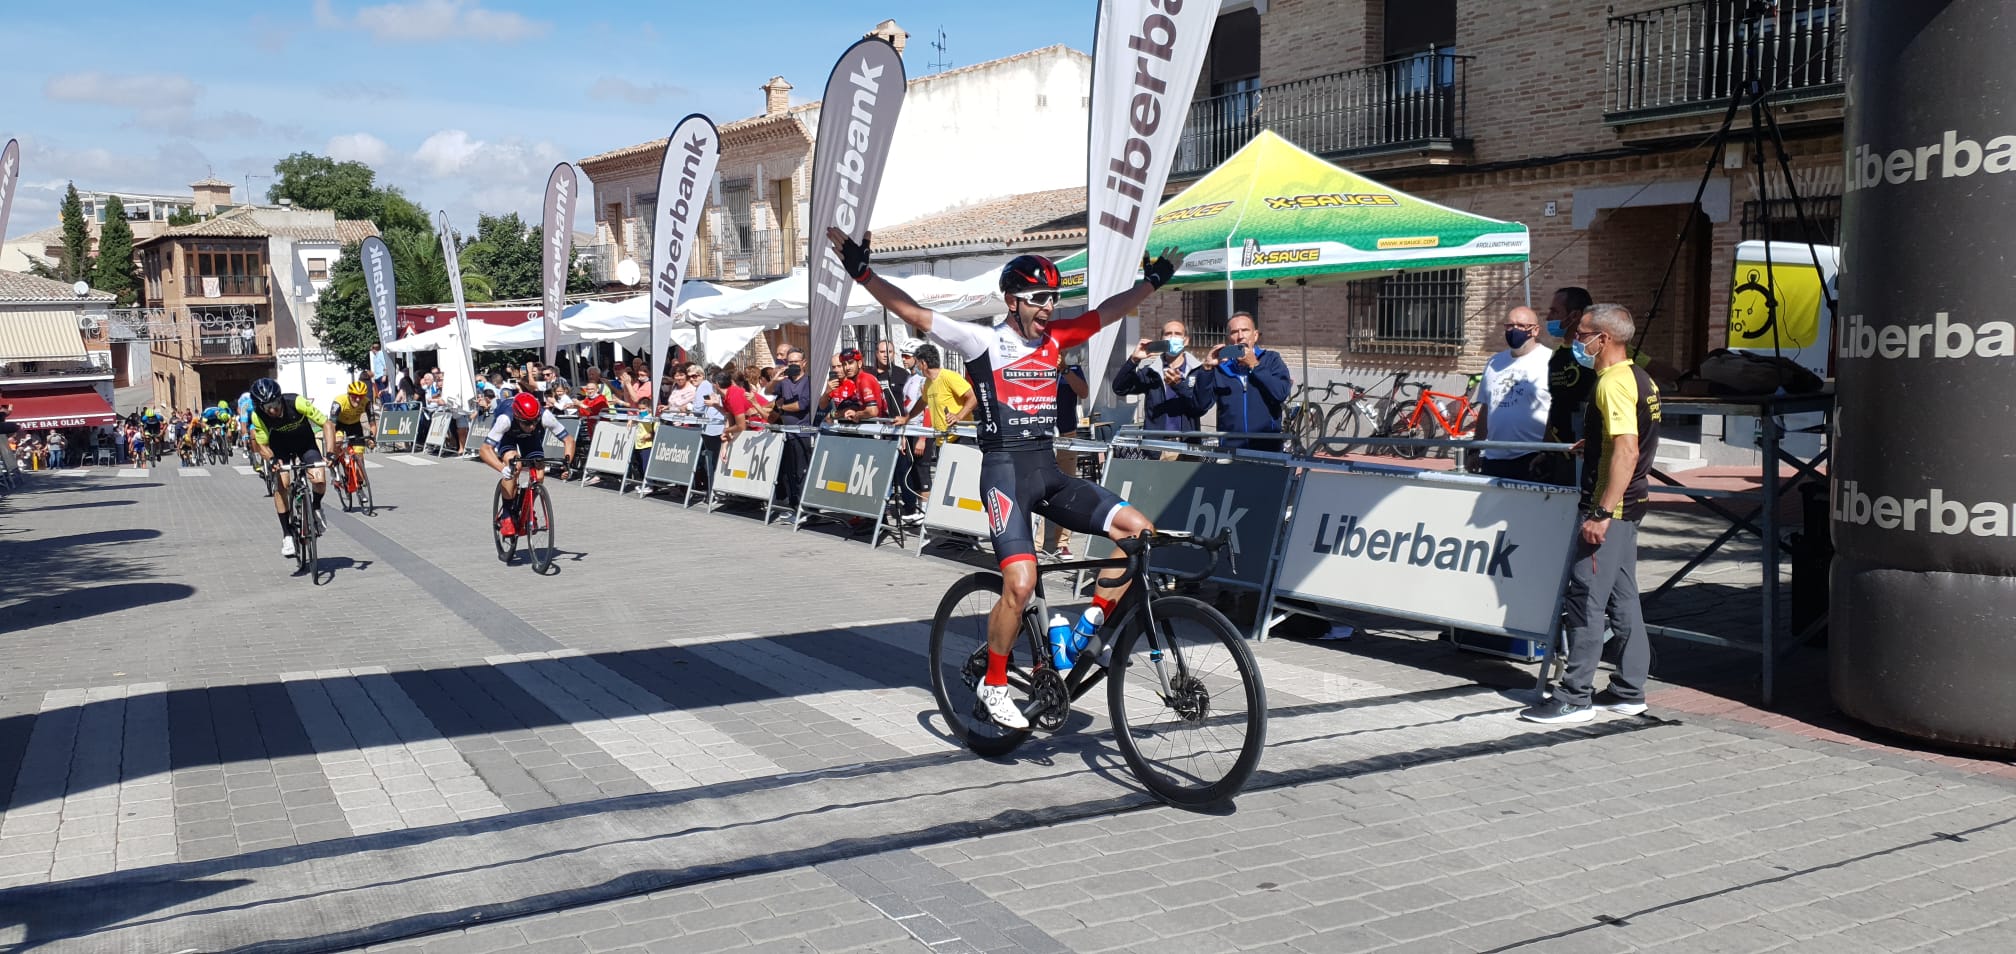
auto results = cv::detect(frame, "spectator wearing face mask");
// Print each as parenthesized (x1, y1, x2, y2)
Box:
(769, 347, 814, 516)
(1471, 305, 1555, 481)
(1115, 319, 1207, 457)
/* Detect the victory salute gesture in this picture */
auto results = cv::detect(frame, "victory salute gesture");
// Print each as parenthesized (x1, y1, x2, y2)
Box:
(825, 226, 1185, 730)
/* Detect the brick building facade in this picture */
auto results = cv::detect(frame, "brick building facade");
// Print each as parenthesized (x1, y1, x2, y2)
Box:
(1134, 0, 1845, 390)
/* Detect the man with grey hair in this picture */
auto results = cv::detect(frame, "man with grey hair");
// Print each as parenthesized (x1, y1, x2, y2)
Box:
(1522, 302, 1662, 724)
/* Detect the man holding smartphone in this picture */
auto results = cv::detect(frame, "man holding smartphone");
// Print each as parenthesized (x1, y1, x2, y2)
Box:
(1200, 311, 1292, 453)
(1113, 319, 1206, 455)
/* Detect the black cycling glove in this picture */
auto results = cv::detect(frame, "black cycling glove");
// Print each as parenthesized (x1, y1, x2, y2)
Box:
(835, 232, 874, 282)
(1143, 250, 1180, 289)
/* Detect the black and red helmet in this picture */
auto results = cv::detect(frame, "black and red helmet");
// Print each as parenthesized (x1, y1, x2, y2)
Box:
(998, 254, 1061, 297)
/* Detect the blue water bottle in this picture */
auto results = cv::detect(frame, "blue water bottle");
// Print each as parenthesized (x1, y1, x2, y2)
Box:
(1047, 613, 1075, 671)
(1068, 606, 1105, 664)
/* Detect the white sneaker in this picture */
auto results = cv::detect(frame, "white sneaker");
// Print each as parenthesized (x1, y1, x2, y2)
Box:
(975, 683, 1029, 730)
(280, 535, 297, 559)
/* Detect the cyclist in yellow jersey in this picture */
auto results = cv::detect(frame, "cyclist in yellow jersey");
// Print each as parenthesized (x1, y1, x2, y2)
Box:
(249, 377, 336, 559)
(328, 381, 378, 451)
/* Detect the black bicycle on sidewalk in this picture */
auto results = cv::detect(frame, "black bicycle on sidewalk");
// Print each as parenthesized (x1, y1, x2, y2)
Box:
(927, 529, 1267, 807)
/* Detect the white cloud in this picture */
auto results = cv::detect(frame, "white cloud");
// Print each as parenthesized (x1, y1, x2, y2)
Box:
(327, 132, 393, 167)
(588, 77, 687, 105)
(44, 72, 202, 109)
(316, 0, 550, 44)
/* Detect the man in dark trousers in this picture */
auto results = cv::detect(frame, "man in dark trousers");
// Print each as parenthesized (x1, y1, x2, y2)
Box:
(1542, 286, 1594, 485)
(1200, 311, 1292, 453)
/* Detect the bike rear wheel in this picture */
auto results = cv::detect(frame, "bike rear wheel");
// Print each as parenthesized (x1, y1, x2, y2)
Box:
(1108, 595, 1267, 806)
(1386, 404, 1426, 460)
(928, 571, 1033, 757)
(527, 483, 556, 574)
(491, 483, 517, 563)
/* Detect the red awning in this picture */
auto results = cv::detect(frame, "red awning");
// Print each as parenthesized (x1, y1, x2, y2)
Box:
(1, 385, 117, 429)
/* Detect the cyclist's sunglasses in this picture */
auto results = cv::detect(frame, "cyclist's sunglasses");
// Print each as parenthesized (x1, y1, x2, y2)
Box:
(1016, 291, 1062, 307)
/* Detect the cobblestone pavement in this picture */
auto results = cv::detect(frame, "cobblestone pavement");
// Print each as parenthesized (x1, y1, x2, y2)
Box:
(0, 458, 2012, 953)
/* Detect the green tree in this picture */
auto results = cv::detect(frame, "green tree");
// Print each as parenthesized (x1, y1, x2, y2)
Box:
(268, 152, 432, 234)
(459, 213, 541, 299)
(58, 183, 92, 283)
(167, 206, 200, 226)
(91, 195, 139, 305)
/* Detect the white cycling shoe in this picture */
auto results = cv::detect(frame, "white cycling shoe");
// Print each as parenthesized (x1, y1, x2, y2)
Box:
(975, 683, 1029, 730)
(280, 535, 297, 559)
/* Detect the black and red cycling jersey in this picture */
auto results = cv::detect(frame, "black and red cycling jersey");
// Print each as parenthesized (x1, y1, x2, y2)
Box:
(926, 310, 1102, 454)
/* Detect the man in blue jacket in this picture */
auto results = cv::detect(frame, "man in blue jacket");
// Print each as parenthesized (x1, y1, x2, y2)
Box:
(1202, 312, 1293, 452)
(1111, 318, 1206, 439)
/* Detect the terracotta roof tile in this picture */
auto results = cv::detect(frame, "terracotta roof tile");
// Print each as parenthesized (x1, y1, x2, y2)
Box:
(0, 270, 116, 302)
(871, 187, 1087, 253)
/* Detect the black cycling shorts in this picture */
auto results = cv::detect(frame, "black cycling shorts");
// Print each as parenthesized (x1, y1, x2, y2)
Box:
(265, 429, 323, 467)
(981, 449, 1126, 569)
(338, 421, 370, 445)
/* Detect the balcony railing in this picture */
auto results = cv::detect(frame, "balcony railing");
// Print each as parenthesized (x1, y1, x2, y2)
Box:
(1605, 0, 1846, 120)
(1173, 49, 1471, 179)
(182, 274, 268, 298)
(705, 227, 800, 282)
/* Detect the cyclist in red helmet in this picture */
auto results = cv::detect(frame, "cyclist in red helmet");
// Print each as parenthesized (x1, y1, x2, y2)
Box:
(479, 392, 576, 535)
(827, 226, 1184, 729)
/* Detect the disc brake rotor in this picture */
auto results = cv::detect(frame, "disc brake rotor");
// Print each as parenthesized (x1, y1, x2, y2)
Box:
(1170, 673, 1210, 722)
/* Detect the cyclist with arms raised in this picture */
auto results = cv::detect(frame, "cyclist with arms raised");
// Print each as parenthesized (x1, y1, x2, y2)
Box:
(827, 227, 1184, 729)
(480, 393, 575, 536)
(248, 377, 334, 559)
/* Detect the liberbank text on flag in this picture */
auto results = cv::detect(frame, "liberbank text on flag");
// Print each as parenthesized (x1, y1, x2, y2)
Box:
(1083, 0, 1220, 406)
(437, 211, 480, 405)
(806, 36, 907, 388)
(647, 115, 721, 401)
(541, 163, 578, 367)
(360, 235, 399, 353)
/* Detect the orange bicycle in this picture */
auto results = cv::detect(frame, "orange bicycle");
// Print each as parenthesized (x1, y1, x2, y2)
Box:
(1382, 372, 1482, 460)
(331, 440, 375, 514)
(492, 458, 557, 573)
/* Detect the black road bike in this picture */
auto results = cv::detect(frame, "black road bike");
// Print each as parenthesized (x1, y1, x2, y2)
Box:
(928, 529, 1267, 806)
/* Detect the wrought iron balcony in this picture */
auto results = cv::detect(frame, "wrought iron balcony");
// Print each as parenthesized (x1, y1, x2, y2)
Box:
(1172, 49, 1472, 179)
(182, 274, 268, 298)
(1605, 0, 1846, 121)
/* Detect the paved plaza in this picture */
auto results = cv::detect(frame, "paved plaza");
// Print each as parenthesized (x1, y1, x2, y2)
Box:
(0, 456, 2012, 953)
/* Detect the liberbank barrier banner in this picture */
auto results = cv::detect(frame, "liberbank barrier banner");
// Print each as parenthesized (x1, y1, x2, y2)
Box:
(922, 441, 992, 540)
(584, 421, 636, 478)
(378, 408, 421, 447)
(806, 37, 906, 389)
(1086, 458, 1292, 589)
(1273, 470, 1579, 638)
(640, 425, 706, 495)
(647, 116, 719, 401)
(1083, 0, 1221, 407)
(360, 236, 399, 353)
(715, 429, 785, 506)
(1834, 0, 2016, 750)
(0, 139, 19, 246)
(541, 162, 578, 367)
(424, 411, 452, 450)
(800, 433, 899, 521)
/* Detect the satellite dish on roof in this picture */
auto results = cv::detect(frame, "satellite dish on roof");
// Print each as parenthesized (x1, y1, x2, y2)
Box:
(72, 281, 90, 297)
(616, 258, 641, 286)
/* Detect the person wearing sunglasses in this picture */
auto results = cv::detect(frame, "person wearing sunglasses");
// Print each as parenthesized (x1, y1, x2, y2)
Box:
(826, 227, 1184, 730)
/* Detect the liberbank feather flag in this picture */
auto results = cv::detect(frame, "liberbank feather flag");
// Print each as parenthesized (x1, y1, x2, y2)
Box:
(437, 211, 480, 404)
(1083, 0, 1220, 408)
(360, 235, 399, 353)
(647, 115, 721, 402)
(541, 162, 578, 367)
(807, 36, 907, 387)
(0, 139, 19, 246)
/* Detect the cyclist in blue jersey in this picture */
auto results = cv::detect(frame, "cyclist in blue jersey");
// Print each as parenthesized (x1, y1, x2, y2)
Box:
(828, 227, 1185, 729)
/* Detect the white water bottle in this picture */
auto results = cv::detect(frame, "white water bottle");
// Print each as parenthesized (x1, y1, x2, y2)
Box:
(1047, 613, 1075, 670)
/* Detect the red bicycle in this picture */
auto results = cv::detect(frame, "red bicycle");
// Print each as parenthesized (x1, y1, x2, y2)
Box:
(492, 459, 557, 573)
(331, 441, 375, 514)
(1382, 372, 1482, 460)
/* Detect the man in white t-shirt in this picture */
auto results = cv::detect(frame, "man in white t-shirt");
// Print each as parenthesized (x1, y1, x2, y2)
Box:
(1471, 305, 1554, 481)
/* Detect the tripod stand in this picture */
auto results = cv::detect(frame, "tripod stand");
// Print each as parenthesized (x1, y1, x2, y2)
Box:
(1639, 0, 1839, 368)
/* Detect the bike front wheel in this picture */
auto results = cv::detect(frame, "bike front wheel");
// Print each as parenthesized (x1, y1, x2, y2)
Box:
(491, 483, 517, 563)
(1324, 401, 1367, 457)
(1108, 595, 1267, 807)
(293, 483, 318, 576)
(528, 483, 556, 574)
(356, 459, 374, 514)
(1386, 404, 1426, 460)
(927, 571, 1032, 757)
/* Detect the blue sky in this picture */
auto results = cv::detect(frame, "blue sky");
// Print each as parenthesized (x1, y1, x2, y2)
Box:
(0, 0, 1096, 236)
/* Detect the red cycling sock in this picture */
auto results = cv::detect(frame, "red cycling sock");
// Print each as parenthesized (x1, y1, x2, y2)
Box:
(1091, 594, 1116, 618)
(986, 651, 1009, 686)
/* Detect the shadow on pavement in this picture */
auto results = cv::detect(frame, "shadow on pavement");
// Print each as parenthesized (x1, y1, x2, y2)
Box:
(7, 499, 140, 512)
(0, 875, 250, 951)
(0, 582, 196, 631)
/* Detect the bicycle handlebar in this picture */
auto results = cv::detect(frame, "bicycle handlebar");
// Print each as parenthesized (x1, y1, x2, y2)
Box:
(1104, 528, 1235, 586)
